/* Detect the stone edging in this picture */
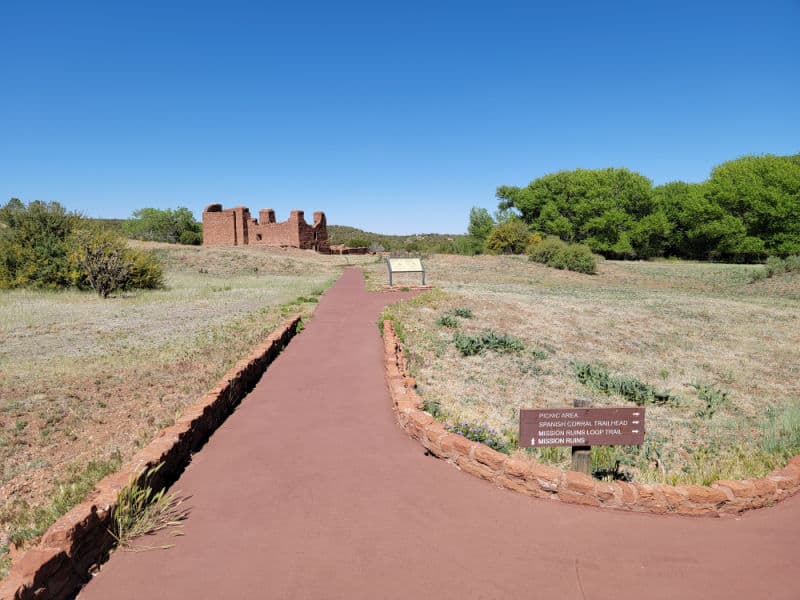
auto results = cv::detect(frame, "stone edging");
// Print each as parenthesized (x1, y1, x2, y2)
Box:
(0, 315, 303, 600)
(378, 285, 433, 293)
(383, 320, 800, 517)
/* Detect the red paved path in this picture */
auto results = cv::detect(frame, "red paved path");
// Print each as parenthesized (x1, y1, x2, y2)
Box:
(79, 269, 800, 600)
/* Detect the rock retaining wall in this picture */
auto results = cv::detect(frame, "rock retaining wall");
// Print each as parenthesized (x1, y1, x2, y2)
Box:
(383, 320, 800, 517)
(0, 315, 302, 600)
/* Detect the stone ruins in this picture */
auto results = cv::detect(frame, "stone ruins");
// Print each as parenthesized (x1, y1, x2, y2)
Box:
(202, 204, 330, 253)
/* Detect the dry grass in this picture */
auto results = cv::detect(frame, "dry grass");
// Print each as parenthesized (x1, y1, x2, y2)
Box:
(0, 242, 371, 558)
(374, 255, 800, 484)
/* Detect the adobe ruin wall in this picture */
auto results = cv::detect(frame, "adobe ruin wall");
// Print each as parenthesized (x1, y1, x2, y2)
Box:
(202, 204, 330, 253)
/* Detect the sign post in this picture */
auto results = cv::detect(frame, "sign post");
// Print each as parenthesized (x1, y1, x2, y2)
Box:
(571, 399, 591, 475)
(519, 404, 645, 476)
(385, 257, 426, 287)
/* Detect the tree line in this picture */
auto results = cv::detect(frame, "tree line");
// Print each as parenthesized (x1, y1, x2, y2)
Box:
(471, 153, 800, 262)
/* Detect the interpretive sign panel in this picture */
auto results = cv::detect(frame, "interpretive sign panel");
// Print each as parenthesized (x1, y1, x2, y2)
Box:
(388, 258, 424, 272)
(386, 257, 426, 285)
(519, 407, 645, 447)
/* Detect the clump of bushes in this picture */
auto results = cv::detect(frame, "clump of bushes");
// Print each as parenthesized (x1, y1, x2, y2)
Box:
(0, 198, 164, 297)
(454, 330, 525, 356)
(447, 421, 511, 454)
(750, 255, 800, 282)
(572, 361, 678, 406)
(436, 306, 474, 328)
(528, 236, 597, 274)
(436, 314, 459, 328)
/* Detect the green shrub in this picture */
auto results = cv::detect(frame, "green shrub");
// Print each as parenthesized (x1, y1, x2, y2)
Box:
(126, 248, 165, 291)
(693, 383, 729, 419)
(0, 198, 81, 289)
(70, 228, 165, 297)
(752, 254, 800, 282)
(528, 236, 597, 274)
(179, 230, 203, 245)
(548, 243, 597, 274)
(454, 330, 525, 356)
(437, 307, 473, 327)
(572, 362, 678, 406)
(528, 236, 567, 264)
(483, 220, 531, 255)
(436, 314, 459, 328)
(765, 255, 786, 277)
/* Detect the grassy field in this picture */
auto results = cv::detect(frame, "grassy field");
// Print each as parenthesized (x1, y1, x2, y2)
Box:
(0, 242, 373, 569)
(3, 246, 799, 575)
(370, 256, 800, 486)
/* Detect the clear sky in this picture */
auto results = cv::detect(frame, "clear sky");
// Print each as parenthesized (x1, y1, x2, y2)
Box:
(1, 1, 798, 234)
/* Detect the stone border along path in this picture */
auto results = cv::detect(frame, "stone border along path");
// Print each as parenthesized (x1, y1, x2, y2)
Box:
(59, 270, 800, 599)
(384, 322, 800, 516)
(0, 315, 303, 600)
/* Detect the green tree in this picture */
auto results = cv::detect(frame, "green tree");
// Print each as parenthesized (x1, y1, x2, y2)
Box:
(467, 207, 495, 242)
(123, 207, 202, 244)
(652, 181, 714, 257)
(705, 154, 800, 257)
(629, 210, 673, 259)
(497, 168, 654, 258)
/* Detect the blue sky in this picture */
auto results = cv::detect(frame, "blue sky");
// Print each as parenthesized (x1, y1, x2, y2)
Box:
(1, 1, 798, 234)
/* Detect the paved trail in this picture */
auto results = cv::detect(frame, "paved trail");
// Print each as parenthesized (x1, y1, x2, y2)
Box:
(79, 269, 800, 600)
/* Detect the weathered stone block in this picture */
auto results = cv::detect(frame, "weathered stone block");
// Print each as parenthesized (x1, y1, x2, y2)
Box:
(457, 456, 497, 482)
(563, 470, 596, 494)
(677, 485, 728, 505)
(714, 479, 756, 498)
(528, 463, 561, 492)
(559, 490, 601, 507)
(474, 445, 507, 472)
(503, 458, 530, 480)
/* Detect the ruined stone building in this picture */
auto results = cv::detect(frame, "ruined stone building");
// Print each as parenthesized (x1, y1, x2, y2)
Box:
(202, 205, 330, 253)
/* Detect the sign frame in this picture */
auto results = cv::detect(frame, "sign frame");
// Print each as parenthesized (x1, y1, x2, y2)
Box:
(385, 257, 426, 286)
(519, 407, 645, 448)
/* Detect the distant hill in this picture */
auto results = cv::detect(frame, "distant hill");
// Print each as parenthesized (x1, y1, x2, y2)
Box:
(89, 218, 466, 254)
(327, 225, 467, 253)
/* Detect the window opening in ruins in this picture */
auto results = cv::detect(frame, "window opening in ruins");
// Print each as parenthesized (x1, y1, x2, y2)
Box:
(256, 234, 263, 241)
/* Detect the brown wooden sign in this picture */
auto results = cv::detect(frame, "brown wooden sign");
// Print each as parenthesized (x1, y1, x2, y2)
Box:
(519, 407, 645, 447)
